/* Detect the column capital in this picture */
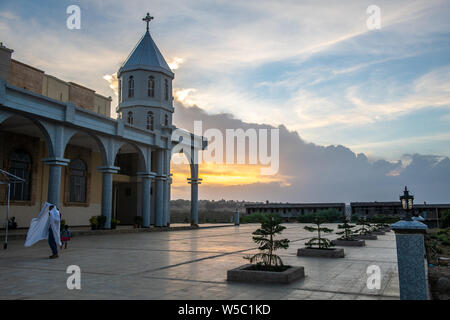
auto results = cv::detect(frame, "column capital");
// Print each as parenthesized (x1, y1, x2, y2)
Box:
(41, 157, 70, 166)
(137, 172, 157, 179)
(98, 166, 120, 174)
(391, 220, 427, 234)
(188, 178, 202, 185)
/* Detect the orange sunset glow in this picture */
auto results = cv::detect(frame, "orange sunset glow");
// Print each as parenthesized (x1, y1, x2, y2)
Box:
(171, 161, 290, 188)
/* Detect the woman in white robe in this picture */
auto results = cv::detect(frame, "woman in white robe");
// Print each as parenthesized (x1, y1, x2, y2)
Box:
(25, 203, 62, 258)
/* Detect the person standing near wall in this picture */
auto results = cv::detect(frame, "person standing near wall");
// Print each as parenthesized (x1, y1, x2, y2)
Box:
(47, 205, 61, 259)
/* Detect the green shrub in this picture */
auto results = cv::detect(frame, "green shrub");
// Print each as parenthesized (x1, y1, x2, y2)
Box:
(336, 218, 358, 240)
(89, 216, 98, 227)
(244, 214, 290, 268)
(241, 212, 269, 223)
(297, 209, 341, 223)
(97, 215, 107, 229)
(304, 214, 334, 249)
(356, 217, 373, 235)
(441, 210, 450, 228)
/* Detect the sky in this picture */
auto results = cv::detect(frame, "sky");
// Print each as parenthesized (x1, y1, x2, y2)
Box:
(1, 0, 449, 202)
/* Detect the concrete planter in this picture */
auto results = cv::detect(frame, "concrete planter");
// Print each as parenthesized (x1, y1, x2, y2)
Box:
(297, 247, 345, 258)
(372, 230, 385, 235)
(331, 239, 365, 247)
(227, 264, 305, 284)
(356, 234, 378, 240)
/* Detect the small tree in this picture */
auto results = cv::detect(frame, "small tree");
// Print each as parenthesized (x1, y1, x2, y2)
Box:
(304, 215, 334, 249)
(356, 217, 372, 235)
(244, 214, 290, 268)
(336, 218, 358, 240)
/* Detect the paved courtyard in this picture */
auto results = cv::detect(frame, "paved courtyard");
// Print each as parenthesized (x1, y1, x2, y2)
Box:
(0, 224, 399, 300)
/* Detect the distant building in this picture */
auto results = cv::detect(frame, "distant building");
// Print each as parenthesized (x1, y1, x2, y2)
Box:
(350, 202, 450, 228)
(245, 202, 346, 220)
(246, 201, 449, 228)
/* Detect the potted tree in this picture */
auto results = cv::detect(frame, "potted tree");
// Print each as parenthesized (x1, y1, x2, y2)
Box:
(356, 217, 378, 240)
(89, 216, 99, 230)
(297, 215, 345, 258)
(96, 215, 107, 230)
(227, 214, 305, 284)
(332, 218, 365, 247)
(370, 223, 386, 235)
(111, 219, 120, 230)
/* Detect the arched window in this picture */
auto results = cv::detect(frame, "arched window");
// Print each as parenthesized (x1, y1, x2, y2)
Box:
(128, 76, 134, 98)
(164, 114, 169, 126)
(9, 150, 31, 201)
(127, 111, 134, 125)
(165, 79, 169, 101)
(148, 76, 155, 97)
(69, 159, 87, 203)
(147, 111, 154, 130)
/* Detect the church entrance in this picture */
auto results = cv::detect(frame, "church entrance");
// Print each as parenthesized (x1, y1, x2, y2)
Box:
(112, 143, 145, 226)
(113, 182, 138, 225)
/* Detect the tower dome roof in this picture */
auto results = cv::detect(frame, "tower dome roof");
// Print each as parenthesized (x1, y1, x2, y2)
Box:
(118, 14, 174, 78)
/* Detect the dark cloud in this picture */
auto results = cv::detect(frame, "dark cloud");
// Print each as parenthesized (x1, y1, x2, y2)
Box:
(173, 102, 450, 203)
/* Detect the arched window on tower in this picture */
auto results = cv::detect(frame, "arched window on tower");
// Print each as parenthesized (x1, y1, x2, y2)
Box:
(9, 150, 31, 201)
(165, 79, 169, 101)
(127, 111, 134, 125)
(69, 159, 87, 203)
(148, 76, 155, 97)
(164, 114, 169, 126)
(128, 76, 134, 98)
(147, 111, 154, 130)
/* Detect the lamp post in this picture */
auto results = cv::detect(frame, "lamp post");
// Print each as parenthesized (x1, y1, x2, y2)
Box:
(392, 185, 428, 300)
(399, 186, 414, 221)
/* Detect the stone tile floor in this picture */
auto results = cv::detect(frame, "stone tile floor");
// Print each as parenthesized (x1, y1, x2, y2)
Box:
(0, 223, 399, 300)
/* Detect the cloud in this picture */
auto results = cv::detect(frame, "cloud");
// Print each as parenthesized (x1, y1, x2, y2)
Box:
(172, 100, 450, 203)
(3, 0, 450, 184)
(167, 57, 185, 70)
(103, 73, 118, 96)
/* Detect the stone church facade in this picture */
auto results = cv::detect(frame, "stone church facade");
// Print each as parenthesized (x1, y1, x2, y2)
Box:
(0, 15, 206, 229)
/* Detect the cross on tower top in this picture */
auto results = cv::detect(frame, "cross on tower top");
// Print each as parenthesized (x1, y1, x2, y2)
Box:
(143, 12, 154, 31)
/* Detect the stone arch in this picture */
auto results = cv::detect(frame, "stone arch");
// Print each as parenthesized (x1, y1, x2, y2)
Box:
(111, 141, 148, 226)
(112, 141, 148, 173)
(62, 131, 109, 167)
(0, 112, 55, 158)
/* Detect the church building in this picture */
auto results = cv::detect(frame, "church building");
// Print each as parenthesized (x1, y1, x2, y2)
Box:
(0, 13, 205, 229)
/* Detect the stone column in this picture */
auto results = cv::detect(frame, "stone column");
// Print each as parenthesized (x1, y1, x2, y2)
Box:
(188, 163, 202, 227)
(161, 150, 170, 227)
(98, 166, 119, 229)
(139, 172, 155, 228)
(234, 210, 240, 226)
(155, 150, 165, 227)
(391, 220, 428, 300)
(42, 158, 70, 207)
(165, 174, 173, 226)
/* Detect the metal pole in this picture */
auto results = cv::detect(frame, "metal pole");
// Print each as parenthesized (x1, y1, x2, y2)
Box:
(4, 183, 10, 249)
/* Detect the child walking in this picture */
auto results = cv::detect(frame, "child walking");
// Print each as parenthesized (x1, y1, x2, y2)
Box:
(60, 225, 71, 249)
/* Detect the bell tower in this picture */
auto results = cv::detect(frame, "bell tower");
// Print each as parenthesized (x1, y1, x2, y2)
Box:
(117, 13, 174, 131)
